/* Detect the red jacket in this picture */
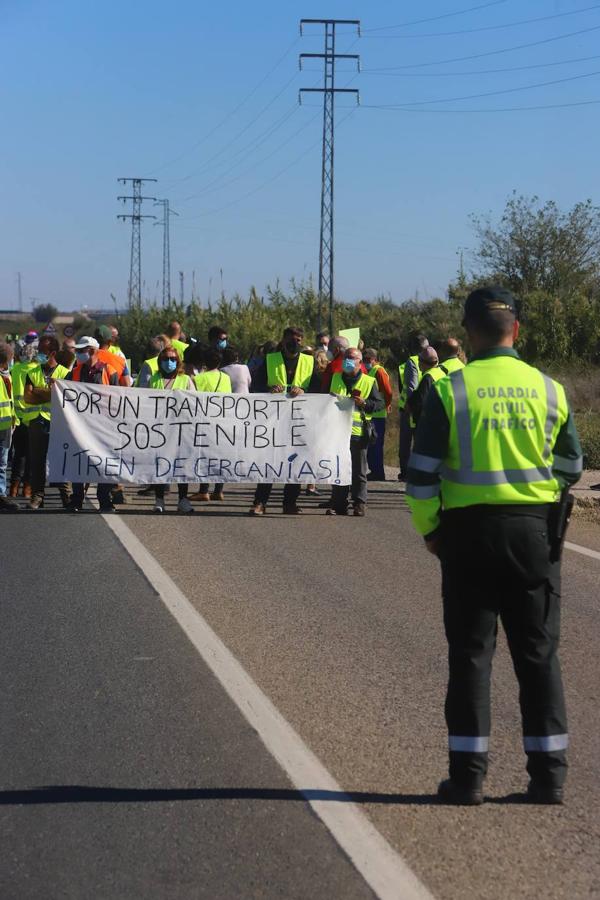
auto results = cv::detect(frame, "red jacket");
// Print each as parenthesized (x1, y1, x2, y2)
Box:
(321, 355, 366, 391)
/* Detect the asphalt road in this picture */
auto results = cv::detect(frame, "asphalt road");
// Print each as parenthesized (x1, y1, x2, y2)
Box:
(1, 482, 599, 899)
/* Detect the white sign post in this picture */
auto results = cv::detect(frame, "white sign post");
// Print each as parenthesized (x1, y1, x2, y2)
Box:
(48, 383, 353, 486)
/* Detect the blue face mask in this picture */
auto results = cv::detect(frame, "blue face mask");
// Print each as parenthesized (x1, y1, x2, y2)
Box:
(36, 352, 49, 365)
(342, 358, 356, 374)
(76, 351, 90, 364)
(364, 362, 373, 371)
(217, 339, 227, 350)
(161, 358, 177, 375)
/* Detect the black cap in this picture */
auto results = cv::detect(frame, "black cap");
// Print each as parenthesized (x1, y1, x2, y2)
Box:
(464, 286, 518, 322)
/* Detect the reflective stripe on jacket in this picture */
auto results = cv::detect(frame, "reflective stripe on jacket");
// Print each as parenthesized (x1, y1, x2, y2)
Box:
(21, 364, 70, 424)
(412, 358, 574, 518)
(10, 361, 37, 422)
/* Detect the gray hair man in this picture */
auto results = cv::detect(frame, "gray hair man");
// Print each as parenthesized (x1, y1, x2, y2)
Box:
(406, 346, 446, 427)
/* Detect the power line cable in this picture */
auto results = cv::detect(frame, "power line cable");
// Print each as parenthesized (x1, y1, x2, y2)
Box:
(144, 37, 300, 177)
(373, 67, 600, 107)
(362, 97, 600, 113)
(363, 4, 600, 38)
(161, 71, 300, 191)
(368, 23, 600, 70)
(167, 103, 300, 196)
(362, 53, 600, 77)
(176, 71, 358, 208)
(364, 0, 510, 33)
(182, 108, 358, 220)
(167, 72, 328, 198)
(177, 110, 322, 203)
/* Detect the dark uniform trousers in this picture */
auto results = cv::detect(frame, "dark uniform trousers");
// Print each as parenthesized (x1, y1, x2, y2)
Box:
(440, 504, 567, 789)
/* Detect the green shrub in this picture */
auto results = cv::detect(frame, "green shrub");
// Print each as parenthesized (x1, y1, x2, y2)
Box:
(574, 412, 600, 470)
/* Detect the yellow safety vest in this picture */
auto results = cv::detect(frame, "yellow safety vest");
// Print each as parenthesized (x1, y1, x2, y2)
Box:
(368, 364, 388, 419)
(149, 372, 191, 391)
(330, 372, 376, 437)
(398, 355, 421, 410)
(134, 355, 159, 387)
(194, 370, 232, 392)
(171, 339, 189, 358)
(20, 364, 69, 424)
(436, 357, 570, 508)
(266, 352, 314, 391)
(11, 360, 38, 423)
(425, 366, 446, 384)
(0, 374, 13, 431)
(440, 357, 465, 375)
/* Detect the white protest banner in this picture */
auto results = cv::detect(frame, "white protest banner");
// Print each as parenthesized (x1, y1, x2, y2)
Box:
(48, 382, 353, 485)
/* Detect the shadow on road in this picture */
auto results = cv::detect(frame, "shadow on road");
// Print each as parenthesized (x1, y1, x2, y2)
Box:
(0, 785, 440, 806)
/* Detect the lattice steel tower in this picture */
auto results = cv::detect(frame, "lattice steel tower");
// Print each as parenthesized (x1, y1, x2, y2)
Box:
(300, 18, 360, 333)
(155, 199, 178, 307)
(117, 177, 157, 308)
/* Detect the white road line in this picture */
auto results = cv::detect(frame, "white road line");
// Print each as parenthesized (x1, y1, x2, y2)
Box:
(100, 512, 434, 900)
(565, 540, 600, 561)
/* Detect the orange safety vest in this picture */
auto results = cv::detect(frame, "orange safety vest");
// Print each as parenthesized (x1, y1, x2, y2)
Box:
(97, 348, 126, 382)
(71, 362, 118, 385)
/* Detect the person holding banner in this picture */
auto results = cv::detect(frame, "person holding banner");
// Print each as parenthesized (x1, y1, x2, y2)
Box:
(149, 346, 195, 514)
(328, 348, 385, 517)
(190, 349, 231, 504)
(249, 326, 321, 516)
(66, 336, 120, 512)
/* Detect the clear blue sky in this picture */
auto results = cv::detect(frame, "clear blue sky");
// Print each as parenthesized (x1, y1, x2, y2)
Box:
(1, 0, 599, 311)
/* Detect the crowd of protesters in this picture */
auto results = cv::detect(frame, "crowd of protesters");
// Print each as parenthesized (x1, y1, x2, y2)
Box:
(0, 320, 464, 516)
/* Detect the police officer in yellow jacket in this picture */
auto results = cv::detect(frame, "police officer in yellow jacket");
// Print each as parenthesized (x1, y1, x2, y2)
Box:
(406, 287, 582, 806)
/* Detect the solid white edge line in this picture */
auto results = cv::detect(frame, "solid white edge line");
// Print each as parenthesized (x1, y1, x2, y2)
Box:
(565, 540, 600, 561)
(100, 511, 434, 900)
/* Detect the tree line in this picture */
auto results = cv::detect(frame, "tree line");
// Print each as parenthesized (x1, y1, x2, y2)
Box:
(115, 194, 600, 372)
